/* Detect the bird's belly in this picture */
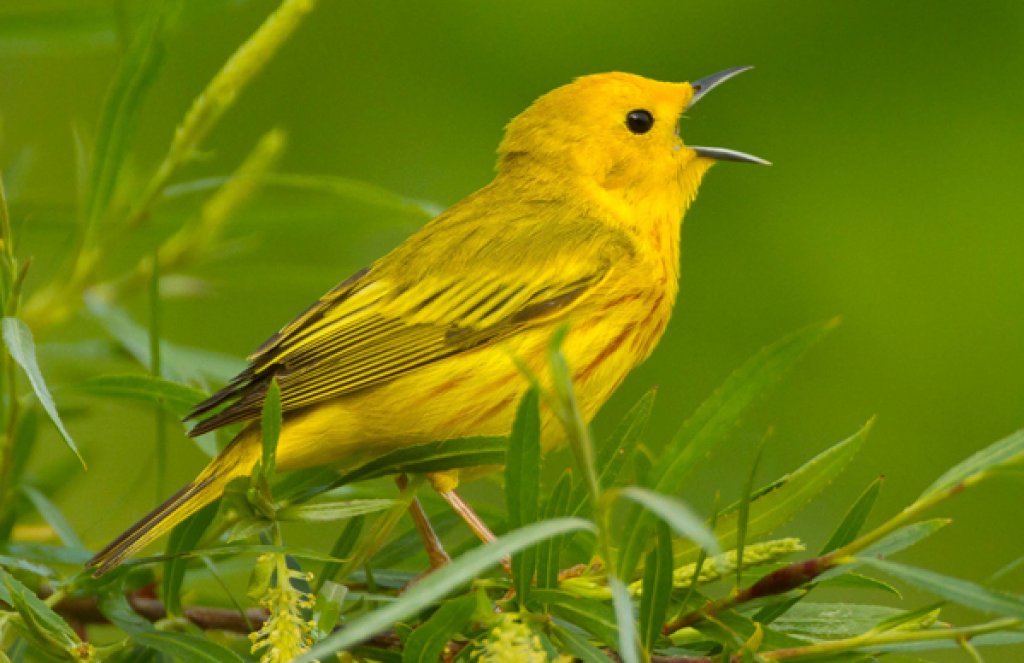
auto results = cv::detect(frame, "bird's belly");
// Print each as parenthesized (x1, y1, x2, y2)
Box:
(273, 299, 668, 472)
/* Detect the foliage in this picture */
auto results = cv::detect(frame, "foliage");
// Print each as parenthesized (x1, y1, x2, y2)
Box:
(0, 1, 1022, 661)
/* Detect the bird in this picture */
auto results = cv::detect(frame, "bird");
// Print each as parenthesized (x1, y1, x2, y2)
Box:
(88, 66, 767, 575)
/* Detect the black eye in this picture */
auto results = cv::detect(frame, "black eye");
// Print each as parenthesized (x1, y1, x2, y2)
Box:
(625, 109, 655, 134)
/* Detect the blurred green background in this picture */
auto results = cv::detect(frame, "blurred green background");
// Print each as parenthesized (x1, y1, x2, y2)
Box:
(2, 0, 1022, 654)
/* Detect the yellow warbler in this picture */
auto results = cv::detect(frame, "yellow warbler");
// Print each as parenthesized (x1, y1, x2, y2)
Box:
(89, 67, 766, 574)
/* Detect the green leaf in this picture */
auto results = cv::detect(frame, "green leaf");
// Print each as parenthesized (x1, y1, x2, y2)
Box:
(820, 476, 884, 554)
(618, 487, 719, 556)
(537, 590, 622, 649)
(98, 589, 154, 635)
(85, 0, 170, 229)
(333, 437, 505, 487)
(2, 317, 86, 468)
(639, 520, 672, 653)
(858, 518, 950, 559)
(870, 601, 943, 633)
(610, 576, 639, 663)
(277, 498, 395, 523)
(86, 297, 246, 384)
(73, 374, 208, 417)
(537, 471, 572, 590)
(163, 501, 217, 617)
(132, 631, 244, 663)
(736, 430, 769, 587)
(0, 568, 79, 654)
(816, 572, 901, 597)
(20, 485, 83, 548)
(402, 593, 478, 663)
(569, 389, 656, 517)
(770, 602, 920, 640)
(921, 428, 1024, 499)
(506, 388, 541, 608)
(679, 419, 873, 565)
(620, 319, 837, 575)
(550, 622, 614, 662)
(299, 518, 596, 661)
(260, 378, 282, 478)
(861, 558, 1024, 619)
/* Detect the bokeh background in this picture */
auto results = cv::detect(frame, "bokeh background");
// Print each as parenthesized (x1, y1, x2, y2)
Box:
(2, 0, 1022, 657)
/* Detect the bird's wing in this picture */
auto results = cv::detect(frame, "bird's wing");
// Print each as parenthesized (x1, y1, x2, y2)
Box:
(185, 214, 635, 436)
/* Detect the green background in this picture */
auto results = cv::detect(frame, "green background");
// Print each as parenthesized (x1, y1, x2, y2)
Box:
(2, 0, 1022, 656)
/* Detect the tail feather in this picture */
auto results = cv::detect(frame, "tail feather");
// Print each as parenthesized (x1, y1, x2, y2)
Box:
(87, 438, 256, 576)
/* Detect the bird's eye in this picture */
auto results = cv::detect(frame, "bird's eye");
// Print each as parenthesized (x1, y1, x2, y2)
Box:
(625, 109, 655, 134)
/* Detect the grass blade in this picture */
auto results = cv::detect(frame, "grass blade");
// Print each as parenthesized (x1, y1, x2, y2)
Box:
(537, 470, 572, 590)
(299, 518, 596, 661)
(2, 317, 85, 468)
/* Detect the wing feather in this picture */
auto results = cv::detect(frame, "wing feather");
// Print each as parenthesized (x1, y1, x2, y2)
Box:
(185, 212, 635, 436)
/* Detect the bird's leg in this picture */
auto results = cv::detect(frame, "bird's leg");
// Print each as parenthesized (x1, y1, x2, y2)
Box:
(438, 488, 512, 576)
(427, 471, 511, 574)
(394, 475, 450, 570)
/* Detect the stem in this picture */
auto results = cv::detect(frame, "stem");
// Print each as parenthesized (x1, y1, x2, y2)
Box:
(664, 476, 977, 635)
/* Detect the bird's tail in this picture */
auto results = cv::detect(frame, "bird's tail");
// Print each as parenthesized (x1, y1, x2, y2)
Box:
(87, 434, 259, 576)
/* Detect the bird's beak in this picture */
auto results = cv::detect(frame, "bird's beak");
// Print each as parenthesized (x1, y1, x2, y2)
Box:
(686, 65, 771, 166)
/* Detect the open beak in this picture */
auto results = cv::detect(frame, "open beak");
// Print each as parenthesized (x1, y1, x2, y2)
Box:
(686, 65, 770, 166)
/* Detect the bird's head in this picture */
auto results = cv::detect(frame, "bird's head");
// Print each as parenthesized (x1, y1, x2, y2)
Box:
(498, 68, 767, 206)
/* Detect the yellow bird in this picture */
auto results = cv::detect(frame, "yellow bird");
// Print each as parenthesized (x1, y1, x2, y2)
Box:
(88, 67, 766, 575)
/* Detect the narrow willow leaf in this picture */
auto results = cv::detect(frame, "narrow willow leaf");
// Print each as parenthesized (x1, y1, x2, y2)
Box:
(86, 297, 246, 383)
(277, 498, 395, 522)
(163, 502, 217, 618)
(639, 520, 672, 652)
(133, 631, 244, 663)
(1, 570, 79, 657)
(678, 419, 873, 565)
(98, 590, 154, 635)
(299, 518, 596, 661)
(537, 471, 572, 590)
(536, 590, 622, 649)
(85, 0, 170, 228)
(506, 388, 541, 608)
(770, 602, 918, 640)
(611, 576, 640, 663)
(550, 622, 614, 662)
(858, 518, 950, 560)
(870, 601, 944, 633)
(371, 511, 461, 570)
(73, 374, 207, 417)
(736, 430, 769, 588)
(620, 319, 837, 575)
(816, 572, 901, 597)
(20, 486, 82, 549)
(167, 173, 439, 217)
(402, 593, 478, 663)
(334, 437, 505, 488)
(861, 558, 1024, 619)
(260, 379, 282, 477)
(569, 389, 656, 516)
(922, 428, 1024, 499)
(2, 318, 86, 468)
(820, 475, 884, 554)
(618, 487, 719, 556)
